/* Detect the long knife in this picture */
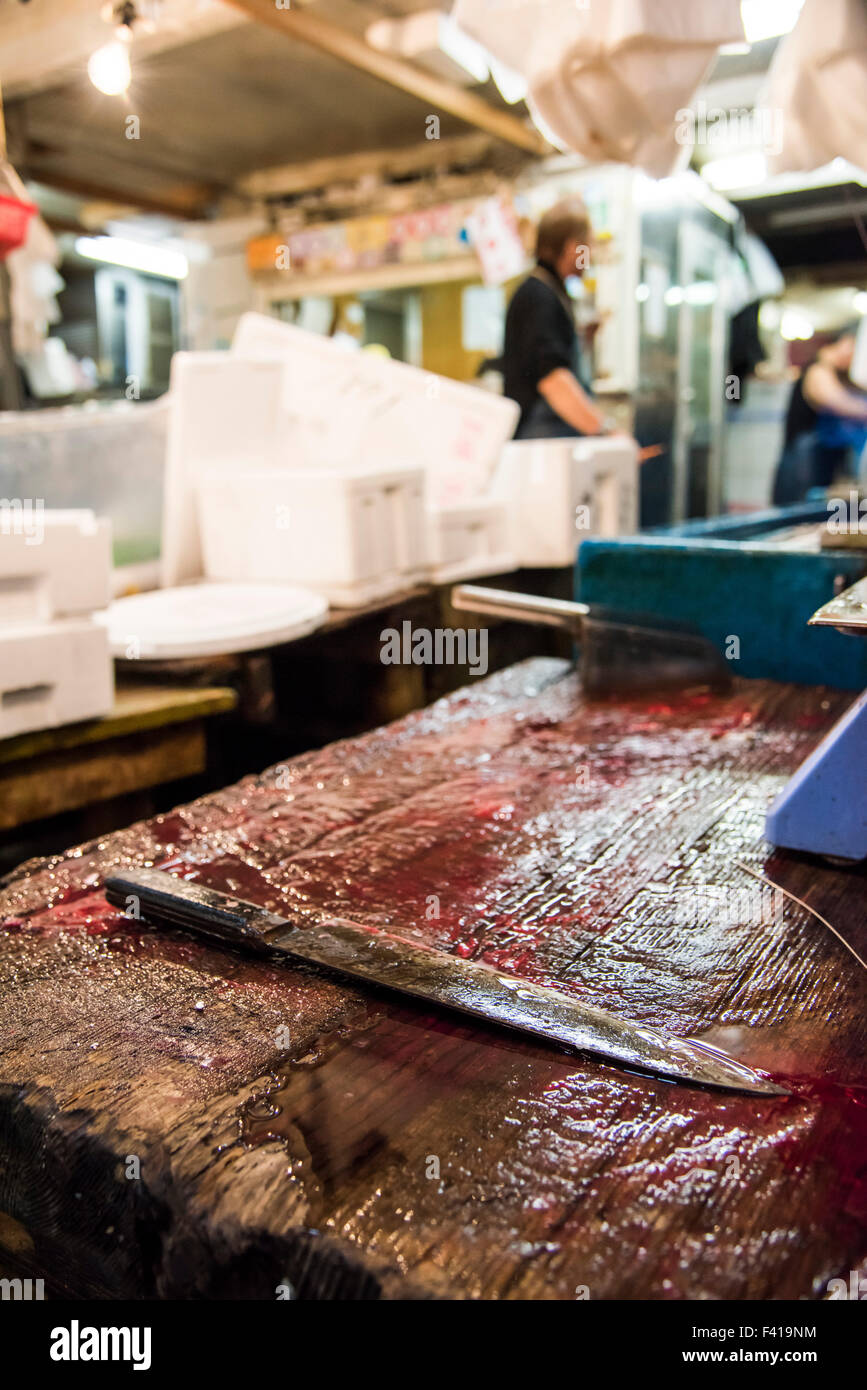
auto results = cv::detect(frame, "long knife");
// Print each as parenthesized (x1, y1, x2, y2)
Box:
(104, 867, 786, 1097)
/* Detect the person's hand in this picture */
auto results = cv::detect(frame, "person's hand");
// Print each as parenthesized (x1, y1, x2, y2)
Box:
(638, 443, 663, 463)
(604, 429, 663, 463)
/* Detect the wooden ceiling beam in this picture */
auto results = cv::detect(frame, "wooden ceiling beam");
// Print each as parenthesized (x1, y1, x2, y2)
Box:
(223, 0, 548, 157)
(43, 214, 95, 236)
(239, 131, 497, 199)
(284, 166, 504, 222)
(22, 168, 215, 220)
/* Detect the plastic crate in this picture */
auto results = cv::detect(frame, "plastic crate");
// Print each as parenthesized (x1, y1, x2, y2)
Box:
(0, 398, 167, 570)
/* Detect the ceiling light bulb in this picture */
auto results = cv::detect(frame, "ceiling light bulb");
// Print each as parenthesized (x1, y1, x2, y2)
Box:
(88, 40, 132, 96)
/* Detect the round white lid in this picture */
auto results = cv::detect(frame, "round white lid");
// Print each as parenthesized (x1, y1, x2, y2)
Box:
(98, 582, 328, 659)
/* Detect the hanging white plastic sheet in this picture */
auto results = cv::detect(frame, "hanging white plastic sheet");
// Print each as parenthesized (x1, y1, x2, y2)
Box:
(452, 0, 745, 177)
(764, 0, 867, 173)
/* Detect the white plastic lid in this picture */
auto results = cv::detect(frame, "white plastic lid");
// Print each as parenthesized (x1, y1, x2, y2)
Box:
(98, 582, 328, 659)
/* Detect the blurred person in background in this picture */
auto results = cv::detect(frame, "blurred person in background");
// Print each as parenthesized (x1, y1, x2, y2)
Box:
(501, 198, 614, 441)
(772, 325, 867, 504)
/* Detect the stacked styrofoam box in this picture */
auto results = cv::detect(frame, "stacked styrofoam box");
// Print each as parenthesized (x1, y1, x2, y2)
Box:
(163, 352, 430, 606)
(231, 312, 518, 493)
(0, 510, 114, 739)
(230, 313, 519, 591)
(197, 465, 428, 607)
(492, 436, 639, 568)
(161, 353, 285, 587)
(426, 500, 513, 583)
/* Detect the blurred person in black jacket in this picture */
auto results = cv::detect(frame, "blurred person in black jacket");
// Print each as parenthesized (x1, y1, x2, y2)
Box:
(502, 198, 613, 441)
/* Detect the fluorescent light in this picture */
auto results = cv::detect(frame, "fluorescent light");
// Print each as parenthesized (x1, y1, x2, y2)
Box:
(701, 151, 767, 191)
(685, 281, 718, 306)
(780, 308, 814, 341)
(740, 0, 805, 44)
(75, 236, 188, 280)
(832, 158, 867, 188)
(87, 40, 131, 96)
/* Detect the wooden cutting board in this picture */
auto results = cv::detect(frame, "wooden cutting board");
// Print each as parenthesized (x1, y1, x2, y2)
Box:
(1, 659, 865, 1300)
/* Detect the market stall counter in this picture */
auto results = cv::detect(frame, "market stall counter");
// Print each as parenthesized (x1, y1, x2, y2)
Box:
(0, 660, 864, 1300)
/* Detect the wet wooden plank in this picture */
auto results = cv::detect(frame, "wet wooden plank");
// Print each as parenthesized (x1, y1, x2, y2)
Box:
(0, 660, 865, 1300)
(0, 683, 238, 765)
(0, 683, 237, 832)
(0, 724, 207, 831)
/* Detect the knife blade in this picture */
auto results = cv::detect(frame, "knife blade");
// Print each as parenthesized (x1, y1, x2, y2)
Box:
(104, 867, 787, 1097)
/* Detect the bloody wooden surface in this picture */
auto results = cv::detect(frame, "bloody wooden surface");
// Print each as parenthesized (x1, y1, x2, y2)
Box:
(0, 659, 865, 1300)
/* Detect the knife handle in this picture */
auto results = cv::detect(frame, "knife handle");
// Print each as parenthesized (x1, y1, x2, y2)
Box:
(104, 870, 283, 954)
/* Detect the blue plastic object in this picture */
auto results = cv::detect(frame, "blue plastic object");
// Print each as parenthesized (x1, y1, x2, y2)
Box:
(765, 688, 867, 860)
(577, 502, 867, 689)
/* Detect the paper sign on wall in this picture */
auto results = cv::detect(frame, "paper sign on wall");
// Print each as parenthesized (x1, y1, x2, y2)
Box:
(465, 198, 527, 286)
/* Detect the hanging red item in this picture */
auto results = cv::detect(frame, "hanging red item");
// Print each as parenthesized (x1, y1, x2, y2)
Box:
(0, 192, 35, 260)
(0, 158, 36, 260)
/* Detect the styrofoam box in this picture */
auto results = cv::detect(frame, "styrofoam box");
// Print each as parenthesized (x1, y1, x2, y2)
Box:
(161, 352, 286, 587)
(231, 312, 519, 505)
(0, 510, 112, 622)
(0, 619, 113, 740)
(492, 436, 639, 567)
(196, 465, 428, 608)
(427, 500, 514, 584)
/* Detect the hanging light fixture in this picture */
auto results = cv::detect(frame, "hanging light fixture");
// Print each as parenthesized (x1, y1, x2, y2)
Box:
(88, 2, 140, 96)
(87, 39, 131, 96)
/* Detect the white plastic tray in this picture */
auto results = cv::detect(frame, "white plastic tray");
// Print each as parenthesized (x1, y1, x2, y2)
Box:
(99, 582, 328, 660)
